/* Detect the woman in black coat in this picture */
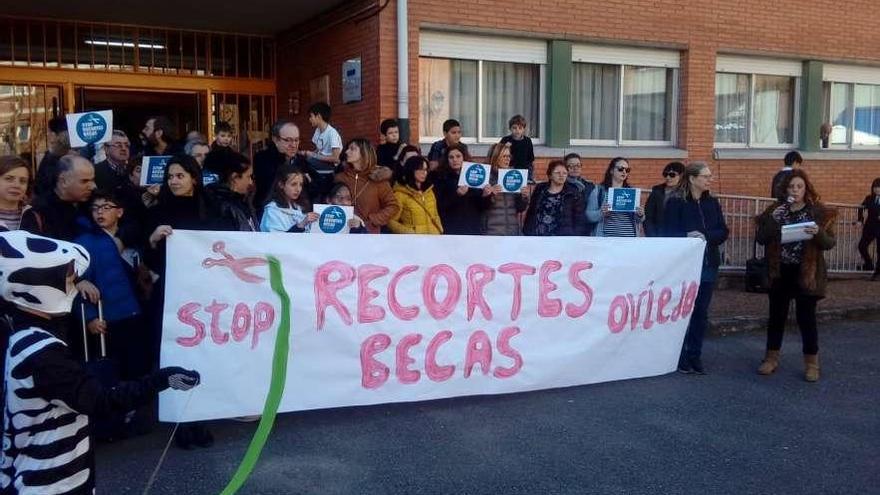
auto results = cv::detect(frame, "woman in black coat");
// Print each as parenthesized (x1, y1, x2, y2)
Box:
(644, 161, 685, 237)
(523, 160, 585, 236)
(432, 143, 491, 235)
(663, 161, 729, 374)
(203, 148, 257, 232)
(857, 177, 880, 277)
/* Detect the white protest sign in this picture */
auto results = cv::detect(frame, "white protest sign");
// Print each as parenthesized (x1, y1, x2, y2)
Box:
(140, 156, 173, 186)
(307, 204, 354, 234)
(160, 232, 705, 422)
(457, 162, 492, 189)
(608, 187, 642, 212)
(498, 169, 528, 193)
(66, 110, 113, 148)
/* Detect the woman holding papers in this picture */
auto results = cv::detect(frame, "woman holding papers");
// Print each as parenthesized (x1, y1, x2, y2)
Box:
(663, 161, 729, 375)
(586, 157, 644, 237)
(523, 160, 584, 236)
(389, 156, 443, 235)
(756, 170, 837, 382)
(483, 142, 528, 236)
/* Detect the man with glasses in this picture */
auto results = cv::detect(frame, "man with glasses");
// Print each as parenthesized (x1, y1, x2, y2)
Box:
(254, 120, 312, 216)
(645, 161, 686, 237)
(95, 130, 131, 192)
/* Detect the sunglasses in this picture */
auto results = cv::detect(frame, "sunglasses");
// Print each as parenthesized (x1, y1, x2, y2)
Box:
(615, 167, 631, 173)
(663, 171, 679, 178)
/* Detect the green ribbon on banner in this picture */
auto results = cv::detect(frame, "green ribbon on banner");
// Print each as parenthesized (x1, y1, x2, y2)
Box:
(220, 256, 291, 495)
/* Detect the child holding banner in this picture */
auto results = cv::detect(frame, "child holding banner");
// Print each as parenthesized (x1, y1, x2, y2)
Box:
(586, 157, 644, 237)
(484, 143, 528, 236)
(389, 156, 443, 235)
(260, 164, 318, 232)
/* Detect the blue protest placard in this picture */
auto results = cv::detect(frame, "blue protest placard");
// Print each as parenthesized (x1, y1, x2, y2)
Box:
(140, 156, 173, 186)
(498, 169, 528, 193)
(66, 110, 113, 147)
(457, 162, 492, 189)
(608, 187, 642, 212)
(308, 204, 354, 234)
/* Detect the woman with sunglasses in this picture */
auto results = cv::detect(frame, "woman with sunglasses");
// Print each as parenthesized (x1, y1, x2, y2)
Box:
(644, 161, 685, 237)
(586, 157, 644, 237)
(663, 162, 729, 374)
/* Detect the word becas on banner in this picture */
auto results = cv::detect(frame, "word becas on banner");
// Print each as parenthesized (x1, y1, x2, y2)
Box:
(313, 260, 699, 389)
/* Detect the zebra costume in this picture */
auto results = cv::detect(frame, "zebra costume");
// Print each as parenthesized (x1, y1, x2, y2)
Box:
(0, 231, 199, 494)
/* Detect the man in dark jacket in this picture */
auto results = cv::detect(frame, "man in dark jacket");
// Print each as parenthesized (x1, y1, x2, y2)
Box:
(94, 130, 131, 192)
(253, 120, 314, 215)
(21, 155, 95, 242)
(34, 116, 71, 196)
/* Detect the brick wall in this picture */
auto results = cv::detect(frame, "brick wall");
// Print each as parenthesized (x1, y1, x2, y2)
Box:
(280, 0, 880, 204)
(275, 0, 381, 145)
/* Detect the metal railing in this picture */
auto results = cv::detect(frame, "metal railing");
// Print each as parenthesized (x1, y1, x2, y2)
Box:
(716, 194, 870, 274)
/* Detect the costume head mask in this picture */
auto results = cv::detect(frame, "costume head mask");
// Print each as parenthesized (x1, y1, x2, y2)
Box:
(0, 231, 90, 315)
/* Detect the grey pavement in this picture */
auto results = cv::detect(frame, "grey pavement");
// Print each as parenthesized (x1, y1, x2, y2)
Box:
(98, 318, 880, 495)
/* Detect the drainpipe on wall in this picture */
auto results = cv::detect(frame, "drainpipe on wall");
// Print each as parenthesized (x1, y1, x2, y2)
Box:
(397, 0, 410, 143)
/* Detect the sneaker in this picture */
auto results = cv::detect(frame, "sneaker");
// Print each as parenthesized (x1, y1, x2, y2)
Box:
(690, 357, 706, 375)
(232, 415, 261, 423)
(677, 357, 693, 374)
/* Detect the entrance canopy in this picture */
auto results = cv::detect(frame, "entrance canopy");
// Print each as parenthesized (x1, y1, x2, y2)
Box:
(4, 0, 348, 35)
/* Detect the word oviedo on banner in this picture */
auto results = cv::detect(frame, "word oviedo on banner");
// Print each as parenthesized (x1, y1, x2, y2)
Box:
(160, 232, 705, 422)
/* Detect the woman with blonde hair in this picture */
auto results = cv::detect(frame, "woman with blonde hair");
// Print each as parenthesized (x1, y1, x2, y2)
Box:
(483, 142, 528, 236)
(663, 161, 728, 374)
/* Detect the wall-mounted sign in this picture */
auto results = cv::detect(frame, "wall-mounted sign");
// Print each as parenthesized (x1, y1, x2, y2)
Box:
(342, 57, 362, 104)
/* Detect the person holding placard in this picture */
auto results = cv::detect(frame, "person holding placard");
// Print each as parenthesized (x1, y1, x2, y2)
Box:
(432, 144, 491, 235)
(586, 157, 644, 237)
(523, 160, 584, 236)
(260, 164, 317, 233)
(484, 143, 528, 236)
(334, 139, 399, 234)
(326, 183, 368, 233)
(389, 156, 443, 235)
(663, 162, 728, 374)
(755, 170, 837, 382)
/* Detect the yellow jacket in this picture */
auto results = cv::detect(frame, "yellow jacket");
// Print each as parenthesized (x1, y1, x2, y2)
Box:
(389, 183, 444, 234)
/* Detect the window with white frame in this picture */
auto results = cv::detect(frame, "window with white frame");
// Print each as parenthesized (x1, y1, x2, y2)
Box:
(570, 45, 679, 146)
(418, 31, 545, 143)
(822, 64, 880, 148)
(714, 56, 801, 148)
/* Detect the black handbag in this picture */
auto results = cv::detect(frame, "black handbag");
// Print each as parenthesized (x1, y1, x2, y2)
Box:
(745, 234, 770, 293)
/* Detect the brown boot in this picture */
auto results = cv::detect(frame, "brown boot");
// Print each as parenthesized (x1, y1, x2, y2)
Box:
(757, 350, 781, 375)
(804, 354, 820, 382)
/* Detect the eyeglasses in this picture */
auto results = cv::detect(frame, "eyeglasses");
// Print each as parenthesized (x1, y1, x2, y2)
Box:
(567, 163, 582, 169)
(278, 136, 299, 145)
(91, 204, 120, 212)
(663, 171, 679, 178)
(615, 167, 631, 173)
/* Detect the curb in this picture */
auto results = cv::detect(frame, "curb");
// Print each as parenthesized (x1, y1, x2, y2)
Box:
(709, 305, 880, 336)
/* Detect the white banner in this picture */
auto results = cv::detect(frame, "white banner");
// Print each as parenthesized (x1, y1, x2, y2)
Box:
(160, 232, 704, 422)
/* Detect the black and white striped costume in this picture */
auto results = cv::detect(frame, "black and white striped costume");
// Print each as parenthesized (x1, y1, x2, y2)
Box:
(2, 311, 170, 494)
(0, 231, 199, 494)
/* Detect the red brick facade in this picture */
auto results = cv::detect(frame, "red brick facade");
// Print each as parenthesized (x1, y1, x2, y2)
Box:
(277, 0, 880, 204)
